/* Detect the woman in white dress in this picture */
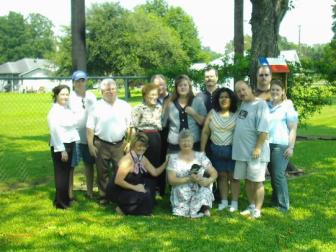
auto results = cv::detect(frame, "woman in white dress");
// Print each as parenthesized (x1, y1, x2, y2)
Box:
(167, 129, 218, 218)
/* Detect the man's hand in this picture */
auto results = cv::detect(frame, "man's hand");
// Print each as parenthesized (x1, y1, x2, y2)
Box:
(252, 147, 261, 159)
(88, 144, 98, 158)
(61, 151, 68, 162)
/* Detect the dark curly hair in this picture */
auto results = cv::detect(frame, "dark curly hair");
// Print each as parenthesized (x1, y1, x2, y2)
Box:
(212, 87, 238, 113)
(52, 85, 70, 103)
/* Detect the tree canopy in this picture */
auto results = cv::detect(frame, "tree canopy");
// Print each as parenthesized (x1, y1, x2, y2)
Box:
(0, 11, 55, 64)
(53, 0, 216, 77)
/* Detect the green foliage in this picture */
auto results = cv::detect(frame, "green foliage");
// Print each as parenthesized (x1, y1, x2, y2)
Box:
(163, 6, 203, 62)
(52, 2, 193, 78)
(187, 53, 251, 90)
(52, 27, 72, 76)
(318, 40, 336, 82)
(332, 0, 336, 39)
(0, 11, 55, 64)
(287, 63, 336, 124)
(139, 0, 212, 63)
(224, 35, 252, 54)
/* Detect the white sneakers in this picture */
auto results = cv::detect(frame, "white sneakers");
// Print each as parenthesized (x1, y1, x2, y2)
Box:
(218, 201, 229, 211)
(240, 205, 261, 219)
(240, 205, 254, 216)
(218, 200, 238, 212)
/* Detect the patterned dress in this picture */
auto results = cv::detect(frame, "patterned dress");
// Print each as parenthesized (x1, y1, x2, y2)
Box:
(168, 152, 214, 217)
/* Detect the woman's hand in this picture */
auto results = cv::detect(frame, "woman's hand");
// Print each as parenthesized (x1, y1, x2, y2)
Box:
(284, 147, 294, 159)
(124, 142, 131, 153)
(185, 106, 196, 116)
(197, 177, 211, 187)
(61, 151, 68, 162)
(133, 184, 146, 193)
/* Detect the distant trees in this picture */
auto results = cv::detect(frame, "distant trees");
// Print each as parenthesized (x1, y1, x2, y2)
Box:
(53, 0, 216, 77)
(0, 12, 55, 64)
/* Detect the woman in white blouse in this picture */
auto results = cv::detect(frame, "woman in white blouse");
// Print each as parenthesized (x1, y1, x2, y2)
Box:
(48, 85, 79, 209)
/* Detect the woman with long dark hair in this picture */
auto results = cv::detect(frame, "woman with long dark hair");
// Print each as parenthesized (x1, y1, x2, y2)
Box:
(201, 87, 240, 212)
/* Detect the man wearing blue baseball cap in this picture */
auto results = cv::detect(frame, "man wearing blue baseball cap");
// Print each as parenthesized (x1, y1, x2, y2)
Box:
(69, 70, 97, 200)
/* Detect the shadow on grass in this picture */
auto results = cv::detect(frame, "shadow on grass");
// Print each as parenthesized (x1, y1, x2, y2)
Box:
(0, 134, 52, 191)
(298, 123, 336, 138)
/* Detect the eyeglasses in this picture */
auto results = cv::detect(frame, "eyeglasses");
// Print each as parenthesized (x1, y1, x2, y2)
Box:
(259, 74, 270, 77)
(82, 98, 85, 109)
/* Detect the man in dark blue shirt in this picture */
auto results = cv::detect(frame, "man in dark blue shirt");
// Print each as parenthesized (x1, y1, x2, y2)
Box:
(197, 67, 220, 113)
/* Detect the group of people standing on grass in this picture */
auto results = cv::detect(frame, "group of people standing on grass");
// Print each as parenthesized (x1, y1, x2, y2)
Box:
(47, 65, 298, 219)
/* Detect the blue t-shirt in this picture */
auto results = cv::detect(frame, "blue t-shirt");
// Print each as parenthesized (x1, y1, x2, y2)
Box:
(268, 99, 298, 145)
(232, 98, 270, 162)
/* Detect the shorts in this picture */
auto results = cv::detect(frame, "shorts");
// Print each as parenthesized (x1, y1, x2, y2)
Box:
(71, 143, 95, 167)
(210, 143, 235, 173)
(233, 159, 267, 182)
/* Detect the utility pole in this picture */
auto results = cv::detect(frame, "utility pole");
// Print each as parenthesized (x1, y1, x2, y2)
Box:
(71, 0, 86, 72)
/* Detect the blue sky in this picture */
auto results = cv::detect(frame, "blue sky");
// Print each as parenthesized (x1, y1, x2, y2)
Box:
(1, 0, 334, 53)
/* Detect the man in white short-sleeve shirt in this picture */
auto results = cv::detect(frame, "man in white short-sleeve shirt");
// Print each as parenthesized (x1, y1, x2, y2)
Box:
(232, 80, 270, 219)
(68, 70, 97, 199)
(87, 79, 132, 202)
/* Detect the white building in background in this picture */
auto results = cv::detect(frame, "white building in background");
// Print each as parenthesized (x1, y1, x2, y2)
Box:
(190, 54, 235, 91)
(279, 50, 301, 65)
(0, 58, 68, 92)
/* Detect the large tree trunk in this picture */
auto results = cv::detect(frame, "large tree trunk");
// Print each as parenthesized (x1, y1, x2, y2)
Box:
(234, 0, 244, 83)
(249, 0, 289, 87)
(71, 0, 86, 71)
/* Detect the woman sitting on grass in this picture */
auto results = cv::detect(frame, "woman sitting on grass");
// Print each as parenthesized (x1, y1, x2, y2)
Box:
(268, 79, 298, 212)
(167, 129, 218, 218)
(106, 132, 168, 216)
(47, 85, 79, 209)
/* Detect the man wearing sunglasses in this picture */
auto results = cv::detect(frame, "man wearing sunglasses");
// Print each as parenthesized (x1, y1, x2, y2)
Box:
(69, 70, 97, 200)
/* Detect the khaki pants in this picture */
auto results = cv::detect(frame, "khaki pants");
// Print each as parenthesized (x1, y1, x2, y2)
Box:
(94, 137, 124, 197)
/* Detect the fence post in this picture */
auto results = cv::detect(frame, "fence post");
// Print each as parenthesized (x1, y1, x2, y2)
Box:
(124, 78, 129, 101)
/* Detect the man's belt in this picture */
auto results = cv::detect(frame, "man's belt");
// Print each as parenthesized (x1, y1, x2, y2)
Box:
(95, 136, 124, 145)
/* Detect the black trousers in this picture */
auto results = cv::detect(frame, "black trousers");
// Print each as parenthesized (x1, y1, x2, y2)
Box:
(51, 142, 75, 209)
(143, 131, 163, 198)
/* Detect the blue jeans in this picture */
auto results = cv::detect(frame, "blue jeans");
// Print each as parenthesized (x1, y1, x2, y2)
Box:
(269, 144, 290, 211)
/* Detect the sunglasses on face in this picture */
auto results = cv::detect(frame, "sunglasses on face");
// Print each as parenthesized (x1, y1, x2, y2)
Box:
(82, 98, 85, 109)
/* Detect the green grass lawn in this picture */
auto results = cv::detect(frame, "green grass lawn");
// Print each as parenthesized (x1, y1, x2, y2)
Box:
(298, 104, 336, 137)
(0, 93, 335, 251)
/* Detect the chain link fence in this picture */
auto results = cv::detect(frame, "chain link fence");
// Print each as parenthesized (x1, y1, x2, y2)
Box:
(0, 76, 147, 189)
